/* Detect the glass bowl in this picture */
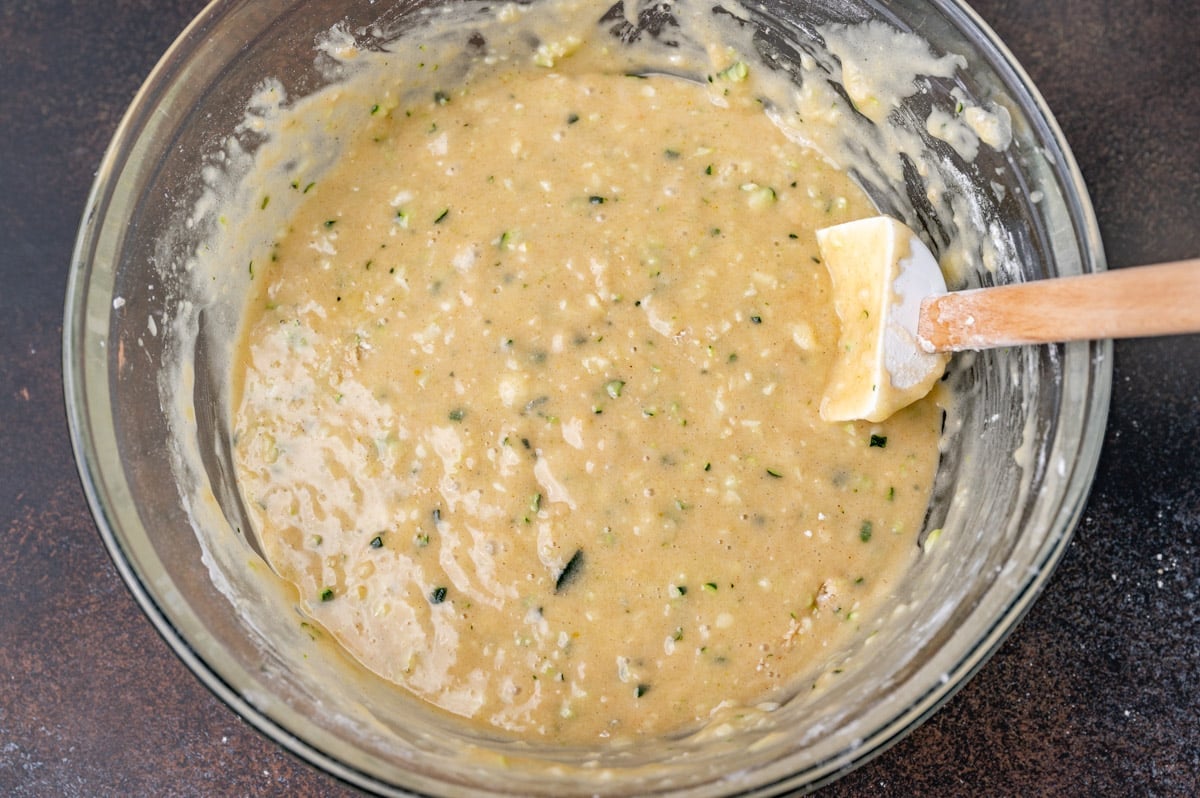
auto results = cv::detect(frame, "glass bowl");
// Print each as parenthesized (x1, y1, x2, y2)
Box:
(64, 0, 1108, 794)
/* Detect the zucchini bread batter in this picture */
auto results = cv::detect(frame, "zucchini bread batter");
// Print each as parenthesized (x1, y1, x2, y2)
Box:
(231, 33, 943, 743)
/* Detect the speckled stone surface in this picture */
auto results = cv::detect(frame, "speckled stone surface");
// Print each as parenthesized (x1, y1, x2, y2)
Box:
(1, 0, 1196, 795)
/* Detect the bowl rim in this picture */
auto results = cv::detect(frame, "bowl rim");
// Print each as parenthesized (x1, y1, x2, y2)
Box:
(62, 0, 1111, 794)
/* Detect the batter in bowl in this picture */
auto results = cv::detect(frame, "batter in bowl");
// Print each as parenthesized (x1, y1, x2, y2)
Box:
(231, 20, 943, 743)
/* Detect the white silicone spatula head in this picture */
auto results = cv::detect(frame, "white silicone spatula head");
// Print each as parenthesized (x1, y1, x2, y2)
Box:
(817, 216, 950, 423)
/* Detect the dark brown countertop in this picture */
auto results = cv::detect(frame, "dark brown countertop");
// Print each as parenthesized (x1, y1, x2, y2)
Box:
(1, 0, 1196, 794)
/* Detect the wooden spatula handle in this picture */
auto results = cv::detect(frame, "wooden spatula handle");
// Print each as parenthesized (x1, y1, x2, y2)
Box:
(918, 259, 1200, 352)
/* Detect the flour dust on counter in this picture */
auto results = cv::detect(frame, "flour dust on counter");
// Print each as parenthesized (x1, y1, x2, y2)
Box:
(231, 39, 943, 744)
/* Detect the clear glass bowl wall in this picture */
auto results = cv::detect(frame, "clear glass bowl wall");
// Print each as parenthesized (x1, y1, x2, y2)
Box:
(65, 0, 1108, 795)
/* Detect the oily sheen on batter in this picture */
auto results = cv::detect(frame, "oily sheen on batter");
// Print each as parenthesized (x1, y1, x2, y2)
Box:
(232, 58, 943, 742)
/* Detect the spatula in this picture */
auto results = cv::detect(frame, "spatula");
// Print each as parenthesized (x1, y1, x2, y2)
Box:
(817, 216, 1200, 422)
